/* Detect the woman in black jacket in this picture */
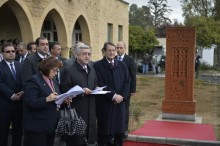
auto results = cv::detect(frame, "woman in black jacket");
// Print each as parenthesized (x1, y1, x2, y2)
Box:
(23, 57, 63, 146)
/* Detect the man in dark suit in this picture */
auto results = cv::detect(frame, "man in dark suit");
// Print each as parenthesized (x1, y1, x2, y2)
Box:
(0, 42, 23, 146)
(116, 41, 137, 138)
(49, 41, 67, 85)
(93, 42, 130, 146)
(27, 41, 37, 54)
(15, 42, 30, 63)
(22, 36, 49, 84)
(49, 41, 67, 62)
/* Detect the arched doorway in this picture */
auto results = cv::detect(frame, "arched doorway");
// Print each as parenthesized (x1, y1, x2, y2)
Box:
(72, 15, 90, 46)
(0, 1, 33, 44)
(41, 16, 58, 43)
(72, 21, 82, 44)
(41, 9, 67, 44)
(40, 8, 68, 57)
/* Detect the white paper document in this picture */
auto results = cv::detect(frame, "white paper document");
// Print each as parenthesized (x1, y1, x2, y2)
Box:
(55, 85, 85, 105)
(91, 90, 110, 94)
(91, 86, 110, 94)
(55, 85, 110, 105)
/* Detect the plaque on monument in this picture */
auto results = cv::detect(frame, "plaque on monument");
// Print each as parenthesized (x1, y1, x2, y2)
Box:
(162, 27, 197, 121)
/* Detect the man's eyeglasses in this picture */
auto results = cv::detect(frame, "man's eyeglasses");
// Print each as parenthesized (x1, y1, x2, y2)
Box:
(4, 50, 16, 53)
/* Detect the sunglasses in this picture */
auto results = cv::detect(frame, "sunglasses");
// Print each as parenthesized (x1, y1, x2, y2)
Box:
(4, 50, 16, 53)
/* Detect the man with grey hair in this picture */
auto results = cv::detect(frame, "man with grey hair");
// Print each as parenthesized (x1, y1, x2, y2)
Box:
(63, 42, 84, 68)
(60, 43, 97, 146)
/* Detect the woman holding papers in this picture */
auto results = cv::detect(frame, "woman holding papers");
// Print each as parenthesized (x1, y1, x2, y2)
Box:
(23, 57, 64, 146)
(60, 43, 97, 146)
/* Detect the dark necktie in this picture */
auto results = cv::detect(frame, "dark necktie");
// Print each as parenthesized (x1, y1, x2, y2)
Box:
(21, 55, 24, 63)
(118, 56, 122, 61)
(56, 69, 60, 84)
(111, 61, 114, 67)
(10, 63, 16, 79)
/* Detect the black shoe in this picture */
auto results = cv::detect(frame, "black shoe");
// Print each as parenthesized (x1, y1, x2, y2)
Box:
(123, 131, 128, 141)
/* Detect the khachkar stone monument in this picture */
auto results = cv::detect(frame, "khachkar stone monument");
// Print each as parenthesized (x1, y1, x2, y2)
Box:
(162, 27, 196, 121)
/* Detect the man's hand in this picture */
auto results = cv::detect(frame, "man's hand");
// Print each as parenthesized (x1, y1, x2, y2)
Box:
(83, 88, 92, 95)
(131, 93, 136, 96)
(64, 98, 72, 105)
(11, 91, 24, 101)
(114, 94, 123, 104)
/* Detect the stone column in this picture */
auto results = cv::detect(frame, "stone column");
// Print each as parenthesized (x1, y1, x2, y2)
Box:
(162, 27, 196, 121)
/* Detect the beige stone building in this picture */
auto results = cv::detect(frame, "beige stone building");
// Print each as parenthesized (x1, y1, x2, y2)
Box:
(0, 0, 129, 60)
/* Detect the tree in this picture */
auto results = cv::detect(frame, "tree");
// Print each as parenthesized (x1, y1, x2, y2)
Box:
(214, 0, 220, 20)
(129, 4, 153, 29)
(129, 25, 158, 63)
(180, 0, 220, 66)
(185, 16, 220, 48)
(148, 0, 172, 28)
(180, 0, 215, 20)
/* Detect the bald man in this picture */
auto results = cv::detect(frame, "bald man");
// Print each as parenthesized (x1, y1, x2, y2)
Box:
(116, 41, 137, 139)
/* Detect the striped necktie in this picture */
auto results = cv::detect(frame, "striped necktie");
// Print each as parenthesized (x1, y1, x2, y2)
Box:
(83, 66, 88, 73)
(10, 63, 16, 79)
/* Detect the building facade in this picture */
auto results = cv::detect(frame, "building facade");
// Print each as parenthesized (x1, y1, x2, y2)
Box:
(0, 0, 129, 60)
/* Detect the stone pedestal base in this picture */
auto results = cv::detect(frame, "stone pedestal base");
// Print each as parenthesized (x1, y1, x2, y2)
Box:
(162, 113, 196, 121)
(158, 113, 202, 123)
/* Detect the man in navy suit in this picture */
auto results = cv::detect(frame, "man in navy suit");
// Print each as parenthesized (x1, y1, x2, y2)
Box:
(49, 41, 67, 85)
(94, 42, 130, 146)
(116, 41, 137, 139)
(49, 41, 67, 62)
(0, 42, 23, 146)
(15, 42, 30, 63)
(22, 37, 49, 84)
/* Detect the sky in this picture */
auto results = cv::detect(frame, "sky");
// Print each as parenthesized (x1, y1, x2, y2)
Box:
(123, 0, 184, 23)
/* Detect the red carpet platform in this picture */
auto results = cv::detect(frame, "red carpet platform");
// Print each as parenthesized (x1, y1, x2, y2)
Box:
(124, 120, 220, 146)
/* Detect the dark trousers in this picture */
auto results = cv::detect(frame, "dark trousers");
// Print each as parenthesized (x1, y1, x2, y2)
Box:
(24, 131, 55, 146)
(125, 95, 131, 131)
(0, 110, 23, 146)
(98, 134, 123, 146)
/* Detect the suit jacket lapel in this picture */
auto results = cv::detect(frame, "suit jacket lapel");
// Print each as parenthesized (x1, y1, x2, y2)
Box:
(2, 61, 16, 81)
(38, 73, 53, 95)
